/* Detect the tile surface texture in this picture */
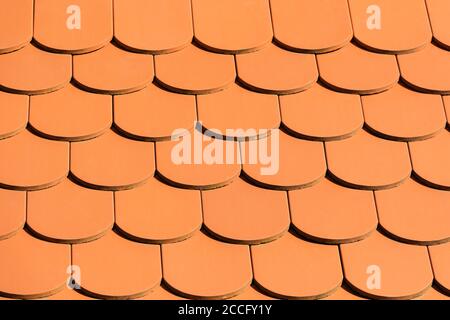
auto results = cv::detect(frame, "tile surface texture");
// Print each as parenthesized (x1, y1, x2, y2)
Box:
(0, 0, 449, 300)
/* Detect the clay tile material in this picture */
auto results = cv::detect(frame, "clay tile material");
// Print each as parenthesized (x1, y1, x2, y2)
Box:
(197, 84, 280, 139)
(270, 0, 352, 53)
(29, 84, 112, 141)
(418, 288, 450, 300)
(341, 232, 433, 299)
(115, 178, 202, 243)
(398, 44, 450, 94)
(317, 44, 399, 94)
(0, 45, 71, 95)
(242, 130, 326, 190)
(202, 178, 290, 244)
(231, 286, 275, 300)
(426, 0, 450, 50)
(236, 44, 318, 94)
(191, 0, 273, 54)
(445, 96, 450, 127)
(155, 45, 235, 94)
(114, 0, 193, 54)
(73, 231, 161, 299)
(0, 92, 28, 139)
(34, 0, 113, 54)
(71, 130, 154, 190)
(409, 130, 450, 190)
(114, 84, 196, 141)
(43, 287, 93, 300)
(162, 232, 252, 299)
(362, 84, 446, 141)
(0, 231, 70, 299)
(73, 43, 153, 94)
(322, 287, 366, 300)
(325, 130, 411, 190)
(429, 242, 450, 294)
(155, 130, 241, 190)
(349, 0, 431, 54)
(0, 130, 69, 191)
(0, 189, 25, 240)
(280, 84, 363, 141)
(375, 179, 450, 245)
(27, 179, 114, 244)
(138, 286, 185, 300)
(0, 0, 32, 53)
(289, 179, 378, 244)
(251, 233, 342, 299)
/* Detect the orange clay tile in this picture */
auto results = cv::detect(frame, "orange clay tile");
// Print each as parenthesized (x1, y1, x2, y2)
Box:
(115, 178, 202, 243)
(114, 0, 193, 54)
(375, 179, 450, 245)
(236, 44, 318, 94)
(445, 96, 450, 127)
(230, 286, 275, 300)
(155, 45, 235, 94)
(0, 45, 71, 95)
(409, 130, 450, 190)
(289, 179, 377, 244)
(27, 179, 114, 244)
(242, 130, 326, 190)
(72, 231, 161, 299)
(202, 178, 290, 244)
(0, 231, 70, 299)
(398, 44, 450, 94)
(162, 232, 252, 299)
(0, 130, 69, 191)
(191, 0, 272, 54)
(362, 84, 446, 141)
(270, 0, 352, 53)
(428, 242, 450, 294)
(197, 84, 280, 139)
(0, 0, 32, 53)
(137, 286, 185, 300)
(280, 84, 363, 141)
(325, 130, 411, 190)
(426, 0, 450, 50)
(317, 44, 399, 94)
(34, 0, 113, 54)
(0, 92, 28, 139)
(43, 287, 93, 300)
(71, 130, 154, 190)
(113, 84, 196, 141)
(29, 84, 112, 141)
(0, 189, 25, 240)
(417, 287, 450, 300)
(341, 232, 433, 299)
(322, 287, 366, 300)
(72, 43, 153, 94)
(251, 233, 342, 299)
(348, 0, 431, 54)
(155, 130, 241, 190)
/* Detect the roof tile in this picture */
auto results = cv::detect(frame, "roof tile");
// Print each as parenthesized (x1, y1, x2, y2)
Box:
(0, 0, 33, 53)
(251, 233, 342, 299)
(191, 0, 273, 54)
(162, 232, 252, 299)
(34, 0, 113, 54)
(428, 242, 450, 294)
(270, 0, 352, 53)
(0, 189, 25, 240)
(114, 0, 193, 54)
(317, 44, 399, 94)
(202, 178, 290, 244)
(426, 0, 450, 50)
(0, 92, 28, 139)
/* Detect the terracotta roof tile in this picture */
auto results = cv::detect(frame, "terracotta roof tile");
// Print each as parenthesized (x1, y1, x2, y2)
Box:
(230, 286, 275, 300)
(0, 45, 71, 95)
(445, 96, 450, 127)
(322, 287, 366, 300)
(429, 242, 450, 294)
(236, 44, 318, 94)
(270, 0, 352, 53)
(137, 286, 185, 300)
(348, 0, 432, 54)
(317, 44, 399, 94)
(34, 0, 113, 54)
(162, 232, 252, 299)
(0, 0, 33, 54)
(0, 189, 25, 240)
(191, 0, 273, 54)
(0, 92, 28, 139)
(114, 0, 193, 54)
(417, 287, 450, 300)
(202, 178, 290, 244)
(325, 130, 411, 190)
(426, 0, 450, 50)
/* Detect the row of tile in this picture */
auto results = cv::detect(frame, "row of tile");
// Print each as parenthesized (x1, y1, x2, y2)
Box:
(1, 175, 449, 246)
(1, 42, 450, 96)
(0, 229, 449, 300)
(1, 0, 450, 55)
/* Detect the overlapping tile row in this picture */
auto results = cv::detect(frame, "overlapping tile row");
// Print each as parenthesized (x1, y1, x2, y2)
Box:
(0, 0, 449, 300)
